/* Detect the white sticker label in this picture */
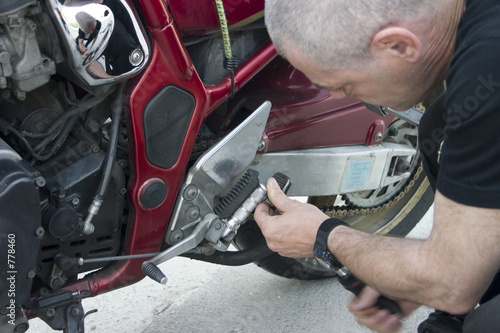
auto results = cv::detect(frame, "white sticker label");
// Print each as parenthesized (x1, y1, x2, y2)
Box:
(344, 159, 373, 190)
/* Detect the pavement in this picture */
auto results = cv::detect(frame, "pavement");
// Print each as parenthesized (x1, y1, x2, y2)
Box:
(29, 205, 435, 333)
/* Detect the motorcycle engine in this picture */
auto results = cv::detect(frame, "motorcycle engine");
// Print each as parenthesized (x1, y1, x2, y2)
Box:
(0, 0, 134, 308)
(0, 1, 60, 100)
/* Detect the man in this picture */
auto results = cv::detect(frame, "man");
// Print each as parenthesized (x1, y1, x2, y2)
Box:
(75, 11, 101, 59)
(254, 0, 500, 332)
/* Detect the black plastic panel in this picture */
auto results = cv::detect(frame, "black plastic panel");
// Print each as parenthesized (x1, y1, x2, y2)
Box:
(0, 141, 41, 309)
(143, 85, 196, 168)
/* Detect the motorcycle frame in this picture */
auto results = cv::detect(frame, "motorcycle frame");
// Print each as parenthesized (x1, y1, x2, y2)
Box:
(35, 0, 390, 303)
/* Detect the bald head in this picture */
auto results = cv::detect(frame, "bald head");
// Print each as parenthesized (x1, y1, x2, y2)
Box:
(265, 0, 442, 71)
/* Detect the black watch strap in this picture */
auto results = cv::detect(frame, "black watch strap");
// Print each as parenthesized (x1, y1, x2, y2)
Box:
(315, 218, 348, 250)
(313, 218, 349, 270)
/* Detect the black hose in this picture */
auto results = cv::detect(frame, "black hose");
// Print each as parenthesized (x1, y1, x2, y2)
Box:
(82, 82, 126, 234)
(95, 82, 125, 199)
(2, 122, 54, 161)
(47, 115, 79, 155)
(181, 240, 274, 266)
(30, 94, 109, 142)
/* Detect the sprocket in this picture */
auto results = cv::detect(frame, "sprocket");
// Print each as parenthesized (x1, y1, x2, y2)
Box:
(343, 119, 419, 209)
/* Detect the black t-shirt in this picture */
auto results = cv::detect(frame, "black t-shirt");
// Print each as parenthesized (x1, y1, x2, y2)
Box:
(436, 0, 500, 208)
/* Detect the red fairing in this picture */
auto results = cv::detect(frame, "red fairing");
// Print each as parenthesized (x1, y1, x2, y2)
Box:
(168, 0, 265, 36)
(226, 56, 392, 152)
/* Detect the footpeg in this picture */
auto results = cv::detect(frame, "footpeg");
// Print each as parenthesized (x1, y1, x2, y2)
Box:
(272, 172, 292, 194)
(141, 262, 167, 284)
(219, 171, 292, 237)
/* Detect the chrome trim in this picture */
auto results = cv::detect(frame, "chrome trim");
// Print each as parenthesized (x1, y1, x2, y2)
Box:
(46, 0, 149, 86)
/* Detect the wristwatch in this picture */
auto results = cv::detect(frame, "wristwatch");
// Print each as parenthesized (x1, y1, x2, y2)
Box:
(313, 218, 348, 271)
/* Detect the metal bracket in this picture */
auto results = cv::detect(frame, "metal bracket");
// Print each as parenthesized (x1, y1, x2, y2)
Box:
(386, 107, 424, 126)
(142, 213, 219, 284)
(166, 101, 271, 245)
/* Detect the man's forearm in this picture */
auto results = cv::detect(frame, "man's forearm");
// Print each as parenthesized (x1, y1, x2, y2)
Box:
(328, 226, 428, 302)
(328, 191, 500, 314)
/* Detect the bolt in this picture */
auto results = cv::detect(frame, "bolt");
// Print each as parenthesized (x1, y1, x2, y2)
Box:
(129, 48, 144, 66)
(71, 197, 80, 206)
(388, 127, 399, 137)
(35, 265, 41, 273)
(27, 269, 36, 279)
(35, 227, 45, 238)
(14, 323, 29, 333)
(17, 91, 26, 101)
(183, 184, 199, 201)
(374, 132, 383, 142)
(0, 307, 8, 315)
(50, 276, 64, 289)
(39, 287, 50, 296)
(45, 308, 56, 318)
(35, 176, 46, 187)
(186, 206, 200, 221)
(395, 159, 411, 174)
(91, 144, 100, 153)
(70, 306, 82, 317)
(2, 90, 10, 99)
(215, 222, 222, 230)
(119, 188, 127, 195)
(170, 230, 184, 244)
(257, 140, 266, 152)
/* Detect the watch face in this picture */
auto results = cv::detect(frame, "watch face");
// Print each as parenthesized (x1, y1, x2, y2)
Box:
(313, 249, 338, 271)
(316, 257, 334, 270)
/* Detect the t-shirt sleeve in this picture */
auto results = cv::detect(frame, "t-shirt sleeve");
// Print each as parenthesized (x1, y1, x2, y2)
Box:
(437, 37, 500, 208)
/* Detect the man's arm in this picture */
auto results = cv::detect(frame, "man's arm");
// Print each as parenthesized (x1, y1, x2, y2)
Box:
(254, 178, 500, 314)
(331, 190, 500, 314)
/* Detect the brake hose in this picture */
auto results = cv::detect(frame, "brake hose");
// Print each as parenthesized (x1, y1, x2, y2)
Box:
(82, 82, 126, 235)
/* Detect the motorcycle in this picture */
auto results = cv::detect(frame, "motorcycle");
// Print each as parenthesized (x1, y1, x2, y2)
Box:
(0, 0, 434, 332)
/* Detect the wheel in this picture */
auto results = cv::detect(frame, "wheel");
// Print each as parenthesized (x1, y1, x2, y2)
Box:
(234, 119, 435, 280)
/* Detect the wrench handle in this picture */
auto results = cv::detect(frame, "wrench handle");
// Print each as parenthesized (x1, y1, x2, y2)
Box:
(338, 270, 401, 315)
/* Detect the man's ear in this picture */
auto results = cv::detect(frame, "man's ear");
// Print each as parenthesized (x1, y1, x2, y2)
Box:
(371, 27, 422, 62)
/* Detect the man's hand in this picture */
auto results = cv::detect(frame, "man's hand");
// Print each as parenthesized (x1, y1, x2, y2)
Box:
(349, 286, 421, 333)
(254, 177, 330, 257)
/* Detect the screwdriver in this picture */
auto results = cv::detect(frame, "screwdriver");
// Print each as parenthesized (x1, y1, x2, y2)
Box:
(336, 266, 401, 314)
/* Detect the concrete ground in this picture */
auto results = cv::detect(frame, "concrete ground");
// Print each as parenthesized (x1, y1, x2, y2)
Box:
(29, 205, 434, 333)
